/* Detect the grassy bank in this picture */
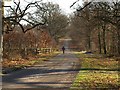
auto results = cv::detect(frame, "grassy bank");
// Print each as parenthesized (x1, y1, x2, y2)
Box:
(70, 52, 119, 90)
(2, 51, 60, 70)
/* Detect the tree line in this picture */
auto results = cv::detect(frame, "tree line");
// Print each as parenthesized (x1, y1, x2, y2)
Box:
(2, 0, 120, 60)
(3, 1, 68, 59)
(69, 1, 120, 55)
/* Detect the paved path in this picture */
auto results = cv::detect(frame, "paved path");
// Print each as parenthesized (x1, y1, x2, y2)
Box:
(2, 51, 80, 90)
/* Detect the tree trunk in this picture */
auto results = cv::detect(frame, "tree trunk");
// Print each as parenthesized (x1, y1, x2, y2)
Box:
(111, 32, 117, 54)
(86, 29, 91, 51)
(98, 31, 102, 54)
(102, 23, 107, 54)
(0, 3, 3, 61)
(21, 48, 28, 58)
(88, 35, 91, 51)
(117, 31, 120, 54)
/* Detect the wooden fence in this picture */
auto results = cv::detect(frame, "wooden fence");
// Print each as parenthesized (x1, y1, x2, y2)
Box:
(36, 48, 57, 54)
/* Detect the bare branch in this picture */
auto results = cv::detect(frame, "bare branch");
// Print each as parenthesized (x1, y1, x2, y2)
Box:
(24, 22, 46, 33)
(70, 0, 79, 8)
(3, 0, 47, 33)
(77, 2, 92, 11)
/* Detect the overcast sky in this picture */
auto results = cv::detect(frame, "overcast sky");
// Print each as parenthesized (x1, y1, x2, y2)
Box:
(43, 0, 83, 14)
(5, 0, 83, 14)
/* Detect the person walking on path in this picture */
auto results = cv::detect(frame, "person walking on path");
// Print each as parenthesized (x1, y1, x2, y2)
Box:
(62, 46, 65, 54)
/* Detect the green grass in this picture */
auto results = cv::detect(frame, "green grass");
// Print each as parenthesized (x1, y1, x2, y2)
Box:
(70, 53, 119, 90)
(80, 54, 118, 70)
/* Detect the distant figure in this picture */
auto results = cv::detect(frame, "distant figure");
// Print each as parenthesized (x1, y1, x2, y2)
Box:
(62, 46, 65, 54)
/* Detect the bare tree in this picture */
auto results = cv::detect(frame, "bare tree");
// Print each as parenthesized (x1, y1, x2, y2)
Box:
(95, 1, 120, 54)
(36, 2, 69, 42)
(70, 1, 120, 55)
(3, 0, 47, 33)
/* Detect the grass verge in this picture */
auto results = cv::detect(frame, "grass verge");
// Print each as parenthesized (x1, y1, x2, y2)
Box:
(70, 52, 119, 90)
(2, 51, 60, 74)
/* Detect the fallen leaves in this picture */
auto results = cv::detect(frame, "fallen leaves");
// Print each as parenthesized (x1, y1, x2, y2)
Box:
(70, 53, 119, 89)
(71, 71, 119, 89)
(2, 52, 59, 68)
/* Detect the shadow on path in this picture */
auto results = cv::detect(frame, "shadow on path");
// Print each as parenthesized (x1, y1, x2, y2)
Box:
(3, 68, 80, 83)
(2, 51, 81, 90)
